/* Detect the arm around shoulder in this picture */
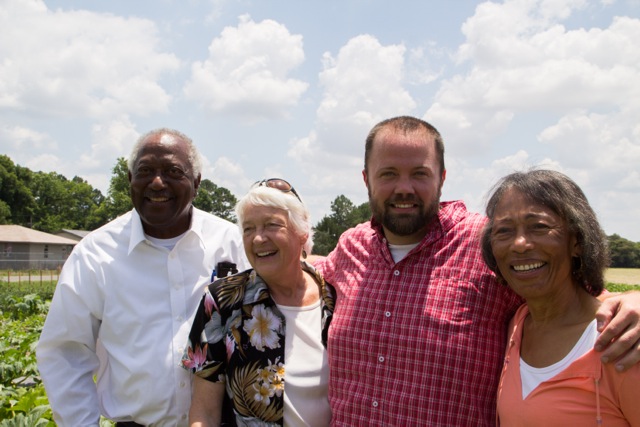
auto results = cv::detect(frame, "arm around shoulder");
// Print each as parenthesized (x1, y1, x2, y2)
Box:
(595, 290, 640, 371)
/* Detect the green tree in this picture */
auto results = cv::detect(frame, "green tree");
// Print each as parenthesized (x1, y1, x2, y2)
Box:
(94, 157, 133, 222)
(193, 179, 238, 222)
(0, 155, 36, 226)
(608, 234, 640, 268)
(28, 172, 103, 233)
(312, 195, 371, 255)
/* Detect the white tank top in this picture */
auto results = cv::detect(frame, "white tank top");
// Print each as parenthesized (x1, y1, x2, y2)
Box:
(520, 319, 598, 398)
(276, 300, 331, 426)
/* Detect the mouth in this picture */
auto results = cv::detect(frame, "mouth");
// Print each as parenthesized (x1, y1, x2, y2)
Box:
(146, 195, 170, 203)
(256, 250, 277, 258)
(511, 262, 545, 272)
(389, 200, 420, 210)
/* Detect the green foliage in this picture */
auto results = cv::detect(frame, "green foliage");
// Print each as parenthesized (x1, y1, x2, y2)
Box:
(605, 283, 638, 293)
(0, 292, 52, 425)
(28, 172, 105, 233)
(93, 157, 132, 223)
(312, 195, 371, 255)
(193, 179, 238, 222)
(0, 281, 57, 309)
(608, 234, 640, 268)
(0, 155, 36, 226)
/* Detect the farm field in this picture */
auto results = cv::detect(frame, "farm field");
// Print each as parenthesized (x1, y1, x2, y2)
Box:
(605, 268, 640, 286)
(1, 270, 639, 424)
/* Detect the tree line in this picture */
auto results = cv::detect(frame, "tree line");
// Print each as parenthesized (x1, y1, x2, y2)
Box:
(1, 154, 639, 265)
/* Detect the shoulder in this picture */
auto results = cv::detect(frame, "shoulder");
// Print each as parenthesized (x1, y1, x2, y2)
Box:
(439, 201, 487, 229)
(75, 211, 134, 251)
(335, 221, 376, 248)
(193, 207, 237, 228)
(209, 269, 270, 310)
(192, 208, 242, 240)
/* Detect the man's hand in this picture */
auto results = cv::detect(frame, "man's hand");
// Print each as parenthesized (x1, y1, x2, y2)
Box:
(595, 290, 640, 371)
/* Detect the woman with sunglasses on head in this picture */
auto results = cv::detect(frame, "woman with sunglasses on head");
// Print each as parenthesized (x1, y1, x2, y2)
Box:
(481, 169, 640, 426)
(183, 179, 335, 426)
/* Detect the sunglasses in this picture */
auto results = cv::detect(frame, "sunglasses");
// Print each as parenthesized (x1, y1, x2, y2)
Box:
(253, 178, 302, 202)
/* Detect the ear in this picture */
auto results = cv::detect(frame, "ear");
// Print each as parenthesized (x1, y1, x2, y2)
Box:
(300, 232, 309, 246)
(128, 171, 133, 183)
(193, 174, 202, 194)
(362, 168, 369, 188)
(570, 234, 582, 257)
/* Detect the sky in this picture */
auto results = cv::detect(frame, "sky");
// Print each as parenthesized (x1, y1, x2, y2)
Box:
(1, 0, 639, 241)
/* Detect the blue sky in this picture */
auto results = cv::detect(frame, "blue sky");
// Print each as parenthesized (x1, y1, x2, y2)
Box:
(1, 0, 639, 241)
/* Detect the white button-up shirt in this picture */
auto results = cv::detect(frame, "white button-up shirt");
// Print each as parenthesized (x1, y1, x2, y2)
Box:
(36, 208, 249, 426)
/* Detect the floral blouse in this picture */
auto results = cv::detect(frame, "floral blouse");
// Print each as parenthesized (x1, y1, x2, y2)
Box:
(182, 261, 335, 426)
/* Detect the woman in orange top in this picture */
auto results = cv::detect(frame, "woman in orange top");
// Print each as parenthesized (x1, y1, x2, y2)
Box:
(481, 169, 640, 426)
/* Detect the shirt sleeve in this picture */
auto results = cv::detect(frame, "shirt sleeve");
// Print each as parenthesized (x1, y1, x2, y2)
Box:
(35, 250, 103, 426)
(618, 365, 640, 424)
(182, 287, 228, 383)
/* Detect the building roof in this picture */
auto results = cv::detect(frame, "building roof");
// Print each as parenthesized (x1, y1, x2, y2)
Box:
(0, 225, 79, 245)
(55, 229, 91, 240)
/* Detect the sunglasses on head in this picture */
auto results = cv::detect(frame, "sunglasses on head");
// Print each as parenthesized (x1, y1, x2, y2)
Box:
(253, 178, 302, 202)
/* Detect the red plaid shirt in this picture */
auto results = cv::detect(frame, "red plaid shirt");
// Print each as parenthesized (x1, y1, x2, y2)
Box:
(318, 201, 522, 426)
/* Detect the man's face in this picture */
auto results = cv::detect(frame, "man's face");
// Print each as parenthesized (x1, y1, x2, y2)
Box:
(363, 128, 446, 245)
(128, 133, 201, 238)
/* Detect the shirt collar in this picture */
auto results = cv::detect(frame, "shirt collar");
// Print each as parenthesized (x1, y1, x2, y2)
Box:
(128, 206, 205, 254)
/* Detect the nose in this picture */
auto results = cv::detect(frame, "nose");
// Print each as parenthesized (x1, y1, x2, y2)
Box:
(511, 230, 532, 253)
(394, 175, 415, 195)
(252, 228, 268, 245)
(149, 172, 166, 190)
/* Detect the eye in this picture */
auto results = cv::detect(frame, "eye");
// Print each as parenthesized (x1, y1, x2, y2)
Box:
(266, 222, 284, 231)
(166, 167, 187, 179)
(135, 166, 151, 176)
(530, 222, 551, 233)
(242, 226, 256, 235)
(492, 226, 513, 238)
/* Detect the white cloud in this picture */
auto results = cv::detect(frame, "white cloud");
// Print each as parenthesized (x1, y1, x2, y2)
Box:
(0, 125, 56, 151)
(0, 0, 180, 119)
(427, 0, 640, 157)
(183, 15, 308, 121)
(208, 156, 252, 197)
(82, 117, 141, 170)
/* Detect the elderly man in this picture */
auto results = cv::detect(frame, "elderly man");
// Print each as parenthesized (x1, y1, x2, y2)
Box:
(37, 129, 249, 427)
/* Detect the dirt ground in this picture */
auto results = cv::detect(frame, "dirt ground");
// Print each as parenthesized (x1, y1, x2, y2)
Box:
(605, 268, 640, 286)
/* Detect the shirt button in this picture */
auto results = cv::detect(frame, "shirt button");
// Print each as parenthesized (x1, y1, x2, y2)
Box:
(372, 401, 379, 408)
(393, 270, 400, 276)
(180, 381, 186, 388)
(385, 311, 391, 318)
(378, 356, 385, 363)
(176, 315, 184, 322)
(181, 413, 187, 420)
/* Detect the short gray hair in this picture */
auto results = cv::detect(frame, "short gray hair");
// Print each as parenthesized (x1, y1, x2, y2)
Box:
(128, 128, 203, 178)
(235, 185, 314, 255)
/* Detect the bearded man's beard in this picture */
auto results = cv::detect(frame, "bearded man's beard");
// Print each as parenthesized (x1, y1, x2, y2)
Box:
(369, 193, 440, 237)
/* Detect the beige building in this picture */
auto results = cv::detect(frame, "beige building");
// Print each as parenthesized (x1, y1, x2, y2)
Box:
(0, 225, 77, 270)
(54, 229, 90, 242)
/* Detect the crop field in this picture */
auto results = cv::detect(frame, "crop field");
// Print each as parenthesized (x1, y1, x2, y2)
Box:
(605, 268, 640, 286)
(0, 270, 638, 424)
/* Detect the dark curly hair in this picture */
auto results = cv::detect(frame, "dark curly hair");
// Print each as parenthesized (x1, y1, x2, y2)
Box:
(480, 169, 609, 296)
